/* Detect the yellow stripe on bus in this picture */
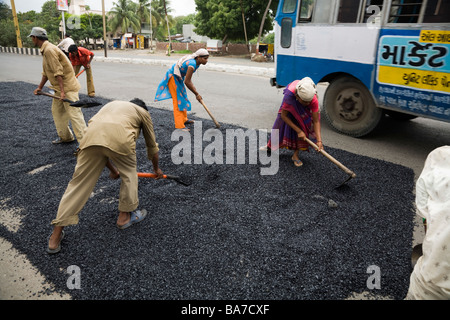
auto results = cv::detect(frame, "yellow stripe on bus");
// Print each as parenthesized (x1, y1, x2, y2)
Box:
(378, 65, 450, 93)
(419, 30, 450, 44)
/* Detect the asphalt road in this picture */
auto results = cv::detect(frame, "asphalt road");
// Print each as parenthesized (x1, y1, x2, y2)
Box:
(1, 51, 449, 177)
(0, 51, 449, 301)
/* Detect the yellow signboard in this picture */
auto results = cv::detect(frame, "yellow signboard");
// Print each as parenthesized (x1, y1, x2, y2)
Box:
(378, 65, 450, 93)
(419, 30, 450, 44)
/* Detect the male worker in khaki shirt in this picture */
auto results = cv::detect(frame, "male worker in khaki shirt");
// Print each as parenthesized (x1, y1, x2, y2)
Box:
(30, 27, 87, 145)
(47, 99, 163, 254)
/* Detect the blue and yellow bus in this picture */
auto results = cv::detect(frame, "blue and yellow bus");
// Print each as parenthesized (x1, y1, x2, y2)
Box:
(271, 0, 450, 137)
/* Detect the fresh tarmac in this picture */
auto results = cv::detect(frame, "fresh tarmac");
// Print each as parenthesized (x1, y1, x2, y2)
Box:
(1, 49, 449, 302)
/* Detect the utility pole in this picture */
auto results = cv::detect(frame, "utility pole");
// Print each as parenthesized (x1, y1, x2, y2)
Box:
(257, 0, 272, 54)
(164, 0, 171, 56)
(57, 0, 68, 38)
(149, 0, 153, 52)
(102, 0, 108, 57)
(10, 0, 22, 48)
(240, 0, 249, 53)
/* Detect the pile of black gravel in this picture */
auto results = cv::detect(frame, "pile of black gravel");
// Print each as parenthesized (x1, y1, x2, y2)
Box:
(0, 81, 415, 300)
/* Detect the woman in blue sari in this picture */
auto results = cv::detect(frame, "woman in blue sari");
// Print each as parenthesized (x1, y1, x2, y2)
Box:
(154, 48, 209, 131)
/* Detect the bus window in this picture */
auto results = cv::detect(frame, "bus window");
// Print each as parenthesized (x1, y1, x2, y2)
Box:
(337, 0, 361, 23)
(389, 0, 422, 23)
(313, 0, 334, 23)
(282, 0, 298, 13)
(299, 0, 316, 23)
(361, 0, 384, 23)
(422, 0, 450, 23)
(337, 0, 386, 23)
(281, 18, 293, 48)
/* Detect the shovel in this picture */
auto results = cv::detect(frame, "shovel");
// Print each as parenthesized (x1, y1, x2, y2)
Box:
(76, 68, 85, 78)
(305, 137, 356, 187)
(199, 99, 220, 128)
(137, 172, 190, 186)
(37, 91, 101, 108)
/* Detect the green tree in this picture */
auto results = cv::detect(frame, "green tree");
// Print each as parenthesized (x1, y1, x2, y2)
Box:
(39, 0, 62, 42)
(136, 0, 151, 33)
(0, 1, 61, 47)
(194, 0, 278, 43)
(18, 10, 39, 24)
(0, 1, 12, 21)
(151, 0, 174, 40)
(0, 19, 16, 46)
(171, 13, 195, 35)
(67, 13, 105, 49)
(109, 0, 141, 35)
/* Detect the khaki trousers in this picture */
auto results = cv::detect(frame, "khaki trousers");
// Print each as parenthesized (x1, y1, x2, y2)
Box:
(74, 65, 95, 97)
(52, 91, 86, 142)
(51, 146, 139, 227)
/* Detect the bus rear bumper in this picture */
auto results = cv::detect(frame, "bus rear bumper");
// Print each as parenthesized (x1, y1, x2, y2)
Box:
(270, 77, 277, 87)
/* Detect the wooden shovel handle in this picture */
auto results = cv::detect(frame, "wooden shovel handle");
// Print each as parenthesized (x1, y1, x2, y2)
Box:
(37, 91, 72, 103)
(199, 99, 220, 128)
(305, 138, 356, 178)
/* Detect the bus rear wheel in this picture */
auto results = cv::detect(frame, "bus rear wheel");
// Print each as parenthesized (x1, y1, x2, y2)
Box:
(324, 77, 383, 137)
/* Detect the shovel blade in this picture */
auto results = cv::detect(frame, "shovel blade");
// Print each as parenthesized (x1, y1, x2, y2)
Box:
(70, 98, 102, 108)
(335, 173, 356, 189)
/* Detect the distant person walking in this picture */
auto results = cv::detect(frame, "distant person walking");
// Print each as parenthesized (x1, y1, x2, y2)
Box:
(154, 48, 209, 131)
(30, 27, 87, 146)
(68, 44, 96, 97)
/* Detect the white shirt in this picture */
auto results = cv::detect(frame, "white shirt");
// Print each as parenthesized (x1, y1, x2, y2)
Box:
(57, 37, 75, 52)
(410, 146, 450, 299)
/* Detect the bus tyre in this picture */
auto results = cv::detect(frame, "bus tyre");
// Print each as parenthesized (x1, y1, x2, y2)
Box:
(324, 77, 383, 137)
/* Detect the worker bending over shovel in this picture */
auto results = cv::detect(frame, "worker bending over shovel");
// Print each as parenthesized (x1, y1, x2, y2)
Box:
(154, 48, 210, 131)
(30, 27, 87, 146)
(47, 99, 163, 254)
(261, 77, 323, 167)
(68, 44, 96, 97)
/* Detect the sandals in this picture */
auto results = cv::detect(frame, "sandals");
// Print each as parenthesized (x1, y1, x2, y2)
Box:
(47, 210, 148, 254)
(292, 157, 303, 167)
(117, 209, 148, 230)
(47, 230, 65, 254)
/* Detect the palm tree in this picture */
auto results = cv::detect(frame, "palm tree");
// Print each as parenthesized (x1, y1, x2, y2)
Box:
(109, 0, 141, 35)
(150, 0, 174, 40)
(136, 0, 151, 34)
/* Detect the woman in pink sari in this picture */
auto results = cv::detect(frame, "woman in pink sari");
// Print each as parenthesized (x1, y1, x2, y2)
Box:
(265, 77, 323, 167)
